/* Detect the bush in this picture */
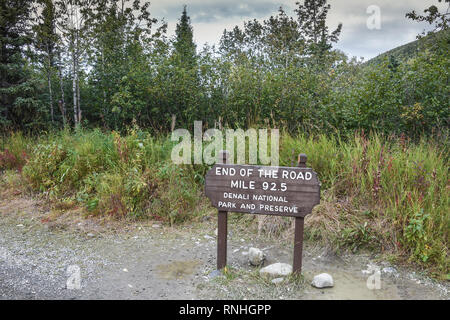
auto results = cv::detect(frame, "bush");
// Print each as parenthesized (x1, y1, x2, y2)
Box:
(280, 131, 449, 273)
(22, 128, 203, 223)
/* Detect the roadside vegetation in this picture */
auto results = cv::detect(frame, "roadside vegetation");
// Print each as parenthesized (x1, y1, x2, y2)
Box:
(1, 129, 448, 277)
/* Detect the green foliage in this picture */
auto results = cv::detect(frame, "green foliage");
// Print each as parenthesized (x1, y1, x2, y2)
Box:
(0, 0, 45, 130)
(2, 128, 447, 272)
(0, 0, 447, 139)
(20, 128, 202, 223)
(281, 131, 448, 272)
(173, 5, 197, 68)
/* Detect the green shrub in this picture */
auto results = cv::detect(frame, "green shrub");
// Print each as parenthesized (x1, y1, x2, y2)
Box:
(280, 132, 448, 273)
(21, 128, 203, 223)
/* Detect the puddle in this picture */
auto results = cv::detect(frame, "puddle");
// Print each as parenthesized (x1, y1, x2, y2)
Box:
(156, 260, 201, 280)
(304, 271, 401, 300)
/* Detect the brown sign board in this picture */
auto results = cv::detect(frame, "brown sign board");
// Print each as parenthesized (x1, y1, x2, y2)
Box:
(205, 164, 320, 218)
(205, 151, 321, 274)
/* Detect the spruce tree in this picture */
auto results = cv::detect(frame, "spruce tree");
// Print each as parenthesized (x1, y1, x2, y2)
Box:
(174, 6, 197, 67)
(0, 0, 38, 129)
(295, 0, 342, 60)
(34, 0, 58, 123)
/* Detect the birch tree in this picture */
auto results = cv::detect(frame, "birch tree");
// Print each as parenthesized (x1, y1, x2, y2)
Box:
(55, 0, 93, 126)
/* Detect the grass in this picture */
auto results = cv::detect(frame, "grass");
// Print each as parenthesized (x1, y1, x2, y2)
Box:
(0, 128, 448, 276)
(281, 132, 449, 274)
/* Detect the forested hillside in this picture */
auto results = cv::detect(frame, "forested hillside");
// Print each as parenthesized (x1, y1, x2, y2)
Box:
(366, 29, 450, 66)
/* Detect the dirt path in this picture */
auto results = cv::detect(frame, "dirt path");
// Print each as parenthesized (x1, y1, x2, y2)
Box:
(0, 197, 448, 300)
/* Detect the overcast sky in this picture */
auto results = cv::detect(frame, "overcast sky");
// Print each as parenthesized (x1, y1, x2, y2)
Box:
(148, 0, 446, 60)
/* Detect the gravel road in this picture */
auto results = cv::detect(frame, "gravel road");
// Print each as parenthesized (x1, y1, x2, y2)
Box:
(0, 197, 448, 300)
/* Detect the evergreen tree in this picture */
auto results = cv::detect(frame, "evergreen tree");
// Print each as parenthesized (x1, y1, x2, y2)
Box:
(173, 6, 197, 67)
(165, 6, 200, 129)
(0, 0, 40, 130)
(295, 0, 342, 61)
(33, 0, 59, 123)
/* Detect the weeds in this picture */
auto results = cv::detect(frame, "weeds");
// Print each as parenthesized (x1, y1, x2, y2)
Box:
(0, 128, 448, 274)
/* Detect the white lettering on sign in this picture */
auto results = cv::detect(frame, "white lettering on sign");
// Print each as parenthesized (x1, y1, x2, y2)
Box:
(218, 201, 237, 209)
(230, 180, 255, 190)
(216, 167, 236, 176)
(258, 204, 298, 213)
(223, 192, 250, 200)
(205, 164, 320, 217)
(281, 170, 312, 180)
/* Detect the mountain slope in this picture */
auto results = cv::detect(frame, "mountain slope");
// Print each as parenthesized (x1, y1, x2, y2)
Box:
(365, 29, 449, 65)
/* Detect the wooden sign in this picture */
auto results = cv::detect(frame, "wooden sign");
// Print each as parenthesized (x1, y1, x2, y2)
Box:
(205, 151, 321, 274)
(205, 166, 320, 218)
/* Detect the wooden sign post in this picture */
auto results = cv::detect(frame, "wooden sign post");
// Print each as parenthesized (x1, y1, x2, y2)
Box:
(205, 151, 321, 274)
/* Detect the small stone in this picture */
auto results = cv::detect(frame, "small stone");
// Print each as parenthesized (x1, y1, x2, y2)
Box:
(201, 216, 211, 222)
(86, 233, 95, 238)
(382, 267, 397, 274)
(271, 277, 284, 285)
(208, 270, 222, 279)
(311, 273, 334, 288)
(203, 234, 214, 240)
(248, 247, 265, 266)
(260, 263, 292, 278)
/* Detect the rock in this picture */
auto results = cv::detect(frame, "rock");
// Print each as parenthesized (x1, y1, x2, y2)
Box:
(311, 273, 334, 288)
(271, 277, 284, 285)
(201, 216, 211, 222)
(208, 270, 222, 279)
(382, 267, 397, 274)
(248, 247, 265, 266)
(260, 263, 292, 278)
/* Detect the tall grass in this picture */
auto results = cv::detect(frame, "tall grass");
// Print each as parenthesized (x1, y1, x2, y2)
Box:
(281, 132, 448, 273)
(0, 132, 33, 171)
(1, 128, 203, 224)
(0, 128, 448, 274)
